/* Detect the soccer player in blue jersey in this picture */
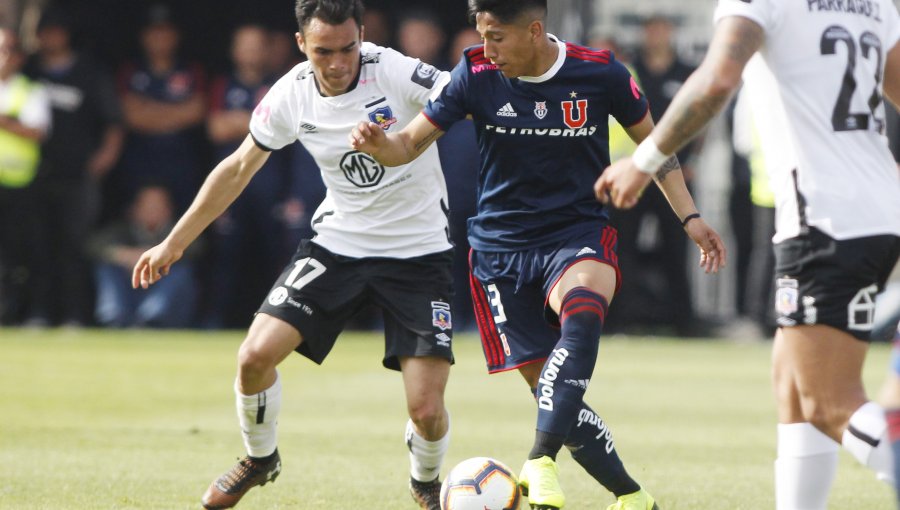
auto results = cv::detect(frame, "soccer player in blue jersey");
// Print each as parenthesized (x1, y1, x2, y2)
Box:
(351, 1, 726, 509)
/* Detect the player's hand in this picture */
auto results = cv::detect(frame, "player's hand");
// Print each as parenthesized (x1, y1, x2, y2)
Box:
(594, 157, 653, 209)
(349, 121, 386, 155)
(131, 242, 183, 289)
(684, 218, 727, 274)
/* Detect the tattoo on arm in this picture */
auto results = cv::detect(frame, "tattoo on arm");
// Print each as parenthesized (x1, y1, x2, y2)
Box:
(654, 17, 763, 154)
(655, 155, 681, 182)
(725, 19, 765, 64)
(413, 128, 441, 154)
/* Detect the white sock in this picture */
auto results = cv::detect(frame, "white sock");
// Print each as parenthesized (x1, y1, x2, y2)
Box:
(842, 401, 895, 485)
(406, 418, 449, 482)
(775, 422, 839, 510)
(235, 372, 282, 458)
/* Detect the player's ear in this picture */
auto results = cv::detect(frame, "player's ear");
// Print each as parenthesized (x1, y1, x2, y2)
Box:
(295, 32, 305, 54)
(359, 25, 365, 43)
(529, 19, 544, 42)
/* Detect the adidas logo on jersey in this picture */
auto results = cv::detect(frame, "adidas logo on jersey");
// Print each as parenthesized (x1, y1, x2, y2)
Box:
(496, 102, 517, 117)
(576, 247, 597, 257)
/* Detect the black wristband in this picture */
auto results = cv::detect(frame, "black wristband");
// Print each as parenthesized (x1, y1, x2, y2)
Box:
(681, 213, 701, 227)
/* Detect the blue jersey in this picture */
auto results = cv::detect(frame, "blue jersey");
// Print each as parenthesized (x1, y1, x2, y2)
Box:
(424, 36, 648, 252)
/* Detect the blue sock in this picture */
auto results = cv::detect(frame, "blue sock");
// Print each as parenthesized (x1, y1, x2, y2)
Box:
(531, 287, 607, 458)
(565, 402, 640, 497)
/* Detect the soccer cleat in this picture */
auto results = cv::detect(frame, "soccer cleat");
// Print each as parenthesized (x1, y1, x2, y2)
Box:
(409, 477, 442, 510)
(201, 449, 281, 509)
(605, 488, 659, 510)
(519, 456, 565, 509)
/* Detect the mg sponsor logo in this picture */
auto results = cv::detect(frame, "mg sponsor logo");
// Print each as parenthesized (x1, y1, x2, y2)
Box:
(339, 151, 385, 188)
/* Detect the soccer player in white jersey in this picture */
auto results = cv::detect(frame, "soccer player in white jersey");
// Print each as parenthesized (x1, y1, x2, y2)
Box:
(132, 1, 455, 509)
(595, 0, 900, 508)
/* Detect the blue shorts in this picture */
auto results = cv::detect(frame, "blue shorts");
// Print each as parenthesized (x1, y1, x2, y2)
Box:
(469, 223, 620, 373)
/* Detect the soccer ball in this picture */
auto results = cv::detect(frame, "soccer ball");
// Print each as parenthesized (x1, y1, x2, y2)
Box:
(440, 457, 522, 510)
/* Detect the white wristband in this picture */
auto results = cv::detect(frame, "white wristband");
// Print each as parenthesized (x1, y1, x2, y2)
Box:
(632, 137, 669, 175)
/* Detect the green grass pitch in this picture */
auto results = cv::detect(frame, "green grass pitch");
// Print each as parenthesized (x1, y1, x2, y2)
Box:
(0, 328, 894, 509)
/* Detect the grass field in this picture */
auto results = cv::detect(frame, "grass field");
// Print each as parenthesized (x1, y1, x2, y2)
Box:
(0, 328, 894, 509)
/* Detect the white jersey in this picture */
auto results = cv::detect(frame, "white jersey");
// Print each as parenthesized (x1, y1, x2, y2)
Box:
(250, 42, 452, 258)
(716, 0, 900, 242)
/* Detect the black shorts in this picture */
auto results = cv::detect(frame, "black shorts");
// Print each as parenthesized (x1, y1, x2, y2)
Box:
(773, 228, 900, 340)
(258, 240, 455, 370)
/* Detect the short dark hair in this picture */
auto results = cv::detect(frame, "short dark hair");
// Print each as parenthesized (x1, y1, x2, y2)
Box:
(294, 0, 364, 34)
(467, 0, 547, 25)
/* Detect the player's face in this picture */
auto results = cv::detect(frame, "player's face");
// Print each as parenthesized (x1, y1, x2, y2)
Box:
(297, 18, 362, 97)
(475, 12, 539, 78)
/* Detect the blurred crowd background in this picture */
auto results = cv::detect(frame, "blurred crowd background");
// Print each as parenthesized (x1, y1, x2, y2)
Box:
(0, 0, 898, 339)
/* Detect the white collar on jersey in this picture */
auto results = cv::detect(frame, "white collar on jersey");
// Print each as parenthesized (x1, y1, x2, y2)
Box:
(517, 34, 566, 83)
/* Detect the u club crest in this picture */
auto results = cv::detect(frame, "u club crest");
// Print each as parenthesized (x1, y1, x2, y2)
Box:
(561, 99, 588, 129)
(534, 101, 548, 119)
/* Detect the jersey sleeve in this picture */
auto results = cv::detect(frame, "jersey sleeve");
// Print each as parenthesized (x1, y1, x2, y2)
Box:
(377, 46, 448, 109)
(422, 54, 470, 132)
(714, 0, 775, 31)
(607, 57, 649, 128)
(248, 71, 298, 151)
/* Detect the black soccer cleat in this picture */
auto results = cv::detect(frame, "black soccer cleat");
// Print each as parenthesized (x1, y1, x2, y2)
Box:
(409, 476, 442, 510)
(201, 449, 281, 509)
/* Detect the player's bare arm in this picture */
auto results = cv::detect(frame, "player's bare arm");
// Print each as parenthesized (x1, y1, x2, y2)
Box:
(595, 16, 763, 210)
(624, 114, 726, 273)
(131, 134, 270, 289)
(350, 112, 444, 166)
(881, 41, 900, 107)
(653, 16, 763, 154)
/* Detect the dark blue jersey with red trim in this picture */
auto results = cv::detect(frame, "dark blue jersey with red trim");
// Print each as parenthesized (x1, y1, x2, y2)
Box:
(424, 36, 648, 252)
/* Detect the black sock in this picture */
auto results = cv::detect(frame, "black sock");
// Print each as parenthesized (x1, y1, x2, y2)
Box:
(529, 429, 567, 461)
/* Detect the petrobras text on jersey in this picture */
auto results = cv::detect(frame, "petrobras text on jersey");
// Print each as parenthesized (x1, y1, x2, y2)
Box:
(484, 124, 598, 137)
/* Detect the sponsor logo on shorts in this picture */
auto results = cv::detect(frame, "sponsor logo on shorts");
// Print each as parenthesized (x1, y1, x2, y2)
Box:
(435, 332, 451, 347)
(803, 296, 817, 325)
(848, 284, 878, 330)
(775, 278, 799, 316)
(499, 332, 511, 356)
(268, 286, 288, 306)
(576, 246, 597, 257)
(285, 297, 313, 315)
(431, 301, 452, 331)
(538, 348, 569, 411)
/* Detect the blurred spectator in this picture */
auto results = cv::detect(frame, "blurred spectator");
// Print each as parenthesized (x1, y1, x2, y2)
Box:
(0, 28, 51, 325)
(448, 27, 480, 67)
(87, 184, 199, 328)
(362, 7, 391, 48)
(202, 24, 295, 329)
(396, 9, 448, 70)
(266, 28, 303, 76)
(112, 3, 207, 215)
(606, 15, 703, 336)
(24, 7, 124, 326)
